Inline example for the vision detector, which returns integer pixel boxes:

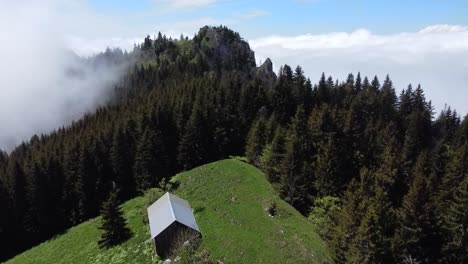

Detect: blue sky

[86,0,468,38]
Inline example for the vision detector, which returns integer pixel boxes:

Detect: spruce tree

[328,178,368,263]
[23,160,44,235]
[439,175,468,264]
[314,136,338,196]
[270,65,295,124]
[245,117,267,167]
[98,187,131,248]
[317,73,329,103]
[345,202,384,264]
[177,102,209,170]
[435,142,468,263]
[110,126,135,200]
[355,72,362,92]
[134,128,169,193]
[279,106,312,214]
[0,178,8,241]
[6,160,26,232]
[77,145,96,219]
[62,142,82,225]
[261,127,285,183]
[378,75,397,122]
[393,152,434,263]
[292,66,307,106]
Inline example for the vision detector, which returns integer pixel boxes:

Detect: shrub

[308,196,340,237]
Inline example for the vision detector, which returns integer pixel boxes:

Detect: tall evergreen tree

[328,177,368,263]
[279,106,313,214]
[314,136,338,196]
[23,159,45,238]
[110,126,135,200]
[98,187,131,248]
[134,128,169,193]
[393,152,435,263]
[77,145,97,218]
[355,72,362,92]
[292,66,307,107]
[435,141,468,263]
[261,127,286,183]
[438,175,468,264]
[345,201,385,264]
[270,65,295,124]
[245,117,267,167]
[178,102,209,170]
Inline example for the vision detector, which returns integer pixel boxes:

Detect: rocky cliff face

[256,58,277,89]
[193,26,256,75]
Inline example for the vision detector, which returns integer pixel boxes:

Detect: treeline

[0,26,466,263]
[245,68,467,263]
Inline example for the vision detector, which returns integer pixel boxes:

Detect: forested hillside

[0,26,466,263]
[6,159,330,264]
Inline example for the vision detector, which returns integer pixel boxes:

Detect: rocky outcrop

[256,58,277,89]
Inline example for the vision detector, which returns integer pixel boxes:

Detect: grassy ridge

[5,159,330,264]
[4,196,156,264]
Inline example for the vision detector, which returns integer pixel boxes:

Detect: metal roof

[147,192,200,239]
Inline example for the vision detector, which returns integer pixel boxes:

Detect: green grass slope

[5,158,330,264]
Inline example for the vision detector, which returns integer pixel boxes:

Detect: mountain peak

[260,57,273,72]
[193,26,256,72]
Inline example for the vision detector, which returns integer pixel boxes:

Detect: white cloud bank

[0,0,125,151]
[250,25,468,115]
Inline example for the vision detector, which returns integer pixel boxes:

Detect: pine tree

[345,73,355,93]
[371,76,380,93]
[142,35,152,52]
[314,136,338,196]
[355,72,362,92]
[393,152,434,263]
[23,159,46,240]
[345,202,384,264]
[110,126,135,200]
[270,65,295,124]
[0,177,8,246]
[435,142,467,211]
[98,187,131,248]
[62,142,83,225]
[177,102,209,170]
[379,75,397,122]
[402,108,432,166]
[439,175,468,263]
[328,178,368,263]
[435,142,468,263]
[279,106,313,214]
[77,145,97,218]
[5,159,26,233]
[317,73,329,103]
[292,66,307,106]
[134,128,169,193]
[261,127,285,183]
[346,167,396,263]
[239,79,267,137]
[245,117,267,167]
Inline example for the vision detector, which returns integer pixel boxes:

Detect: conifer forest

[0,26,466,263]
